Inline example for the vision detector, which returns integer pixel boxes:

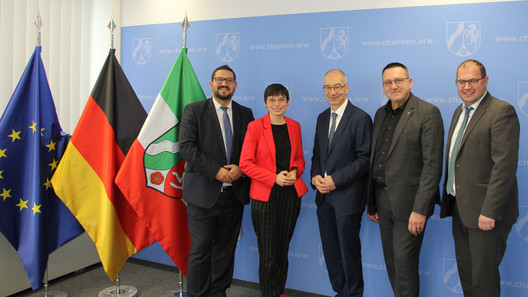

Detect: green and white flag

[116,48,205,275]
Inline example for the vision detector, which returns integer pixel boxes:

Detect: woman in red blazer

[240,83,308,297]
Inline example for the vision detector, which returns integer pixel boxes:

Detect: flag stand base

[98,273,137,297]
[98,285,137,297]
[161,270,187,297]
[35,265,68,297]
[162,290,187,297]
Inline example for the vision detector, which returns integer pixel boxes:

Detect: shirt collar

[331,100,347,117]
[463,90,487,111]
[383,97,409,114]
[213,98,232,110]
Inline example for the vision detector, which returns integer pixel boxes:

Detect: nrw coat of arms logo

[216,33,240,62]
[446,21,481,57]
[318,242,327,273]
[518,82,528,117]
[144,124,185,198]
[443,258,463,294]
[320,27,349,60]
[515,205,528,241]
[132,38,152,65]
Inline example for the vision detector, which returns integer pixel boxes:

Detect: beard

[213,86,233,101]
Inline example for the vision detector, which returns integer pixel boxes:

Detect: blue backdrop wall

[123,1,528,296]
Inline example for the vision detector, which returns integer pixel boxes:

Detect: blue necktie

[328,112,338,146]
[221,106,233,163]
[446,106,473,195]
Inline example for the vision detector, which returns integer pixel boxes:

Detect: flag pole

[97,16,138,297]
[33,12,68,297]
[162,14,189,297]
[179,15,189,297]
[35,10,42,46]
[39,267,67,297]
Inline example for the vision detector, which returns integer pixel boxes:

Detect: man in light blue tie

[311,69,372,297]
[441,59,520,297]
[180,65,254,297]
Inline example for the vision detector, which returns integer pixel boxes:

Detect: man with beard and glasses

[180,65,254,297]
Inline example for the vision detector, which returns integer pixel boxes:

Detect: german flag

[51,49,154,281]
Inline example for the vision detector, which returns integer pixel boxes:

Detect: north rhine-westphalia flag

[0,46,84,290]
[116,48,205,276]
[51,49,155,281]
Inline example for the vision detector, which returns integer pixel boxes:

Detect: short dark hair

[211,65,236,82]
[457,59,487,78]
[382,62,409,76]
[264,83,289,102]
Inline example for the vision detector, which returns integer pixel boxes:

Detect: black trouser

[251,185,300,297]
[376,184,424,297]
[452,203,512,297]
[186,190,243,297]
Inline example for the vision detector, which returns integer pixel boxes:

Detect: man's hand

[224,164,243,181]
[215,167,233,183]
[408,212,426,236]
[478,214,496,231]
[312,175,336,194]
[368,212,379,223]
[323,176,336,191]
[312,175,330,194]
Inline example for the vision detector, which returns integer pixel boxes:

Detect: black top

[272,123,291,173]
[372,99,409,185]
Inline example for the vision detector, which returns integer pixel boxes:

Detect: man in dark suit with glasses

[180,65,254,297]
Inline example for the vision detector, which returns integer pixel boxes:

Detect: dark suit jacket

[367,93,444,220]
[311,101,372,216]
[179,98,254,209]
[441,92,519,228]
[239,114,308,202]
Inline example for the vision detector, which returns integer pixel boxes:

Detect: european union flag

[0,46,84,290]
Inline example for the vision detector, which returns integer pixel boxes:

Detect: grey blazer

[441,92,519,229]
[368,93,444,220]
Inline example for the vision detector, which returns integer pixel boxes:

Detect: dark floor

[9,258,330,297]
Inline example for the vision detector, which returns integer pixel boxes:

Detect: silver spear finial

[108,17,117,49]
[181,13,190,49]
[35,11,42,46]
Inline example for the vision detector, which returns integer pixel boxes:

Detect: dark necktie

[328,112,338,146]
[221,106,232,163]
[446,106,473,195]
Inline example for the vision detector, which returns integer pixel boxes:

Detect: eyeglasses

[455,77,484,87]
[382,77,409,87]
[267,98,287,104]
[213,77,236,84]
[323,84,347,93]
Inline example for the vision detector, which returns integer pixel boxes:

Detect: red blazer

[240,114,308,202]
